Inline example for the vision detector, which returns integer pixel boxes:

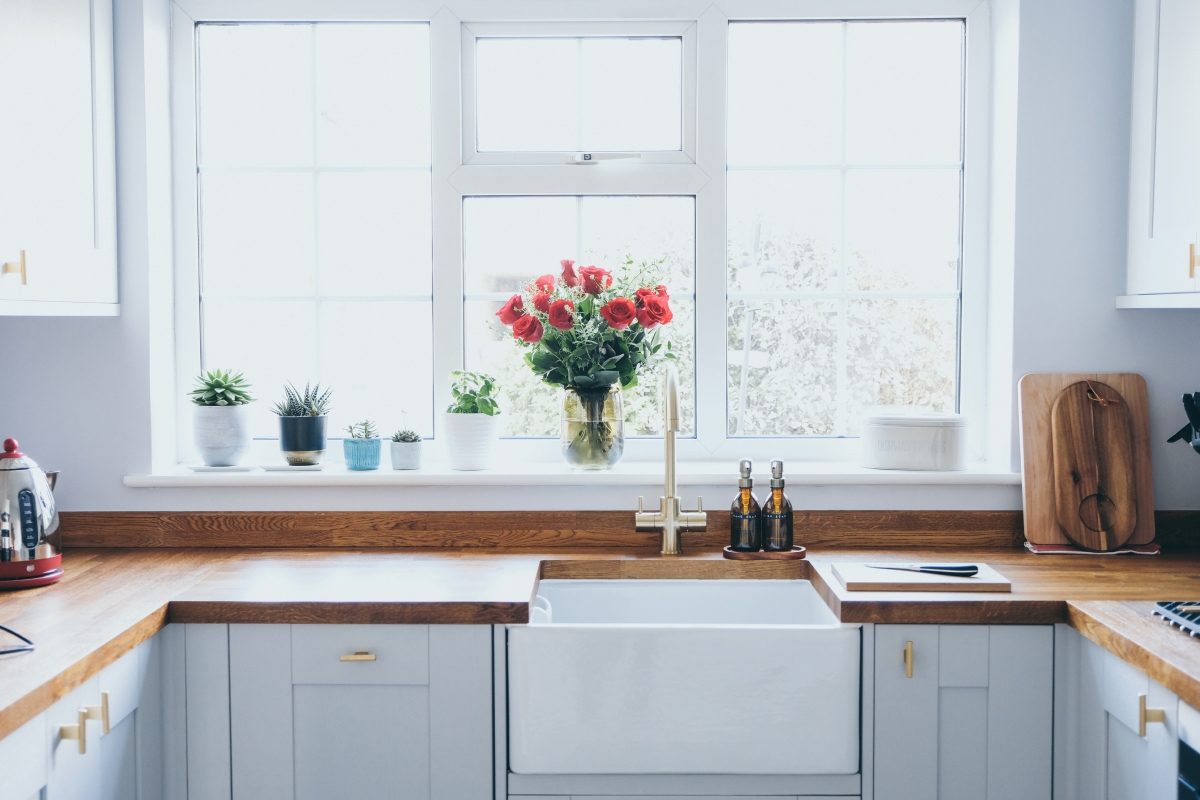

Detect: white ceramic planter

[193,404,251,466]
[442,412,501,471]
[390,441,422,470]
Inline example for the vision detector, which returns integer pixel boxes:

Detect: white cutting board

[832,562,1012,593]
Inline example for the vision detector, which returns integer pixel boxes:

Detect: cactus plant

[345,420,378,439]
[190,369,253,406]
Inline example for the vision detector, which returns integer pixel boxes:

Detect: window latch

[569,152,642,165]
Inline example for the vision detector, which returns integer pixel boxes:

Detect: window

[190,22,433,440]
[172,3,987,465]
[727,20,965,438]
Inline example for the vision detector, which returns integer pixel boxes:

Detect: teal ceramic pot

[343,437,382,470]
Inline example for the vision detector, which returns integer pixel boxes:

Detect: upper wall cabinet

[1122,0,1200,308]
[0,0,118,316]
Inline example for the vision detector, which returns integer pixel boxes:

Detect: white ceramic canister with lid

[860,412,966,470]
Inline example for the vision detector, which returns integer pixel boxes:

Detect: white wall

[0,0,1195,512]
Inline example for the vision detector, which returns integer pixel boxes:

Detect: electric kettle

[0,438,62,588]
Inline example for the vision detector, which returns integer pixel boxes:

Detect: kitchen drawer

[291,624,428,685]
[0,713,46,800]
[1102,649,1149,734]
[98,647,140,729]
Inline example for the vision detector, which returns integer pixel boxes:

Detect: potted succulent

[189,369,253,466]
[271,383,332,466]
[343,420,382,470]
[390,429,422,470]
[443,371,502,471]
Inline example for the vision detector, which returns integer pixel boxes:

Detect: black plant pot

[278,415,327,466]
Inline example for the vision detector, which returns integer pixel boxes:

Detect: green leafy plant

[271,383,333,417]
[345,420,378,439]
[391,429,422,443]
[189,369,253,406]
[447,371,500,416]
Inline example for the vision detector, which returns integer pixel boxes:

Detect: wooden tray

[1018,373,1155,546]
[722,546,807,561]
[831,562,1011,592]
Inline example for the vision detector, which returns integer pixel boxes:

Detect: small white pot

[390,440,422,470]
[442,412,501,471]
[193,404,251,467]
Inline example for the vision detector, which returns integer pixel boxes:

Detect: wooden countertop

[1,546,1200,742]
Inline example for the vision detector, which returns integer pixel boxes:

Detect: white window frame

[168,0,993,468]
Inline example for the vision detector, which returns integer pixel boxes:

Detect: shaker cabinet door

[874,625,1054,800]
[0,0,118,312]
[1099,646,1178,800]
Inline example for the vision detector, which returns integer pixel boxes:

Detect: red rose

[600,297,637,330]
[635,285,669,305]
[532,292,551,313]
[636,294,673,328]
[534,274,555,293]
[560,260,578,288]
[496,294,525,325]
[548,299,575,330]
[512,314,543,343]
[579,266,612,294]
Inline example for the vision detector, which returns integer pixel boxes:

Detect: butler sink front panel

[507,579,861,775]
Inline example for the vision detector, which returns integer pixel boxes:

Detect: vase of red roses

[495,258,675,469]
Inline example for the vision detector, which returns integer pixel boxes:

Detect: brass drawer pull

[1139,693,1165,737]
[60,708,88,754]
[2,250,26,285]
[1192,244,1198,279]
[340,651,376,662]
[904,641,914,678]
[83,692,110,734]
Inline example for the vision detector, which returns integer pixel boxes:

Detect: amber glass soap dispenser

[729,459,761,551]
[762,460,793,551]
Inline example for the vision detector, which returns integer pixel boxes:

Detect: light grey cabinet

[1057,630,1178,800]
[873,625,1054,800]
[224,624,493,800]
[0,0,118,314]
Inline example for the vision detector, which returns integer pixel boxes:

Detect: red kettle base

[0,568,63,590]
[0,554,63,589]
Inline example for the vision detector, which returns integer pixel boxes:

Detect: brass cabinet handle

[340,651,376,662]
[59,708,88,754]
[904,641,914,679]
[83,692,110,734]
[1191,244,1197,279]
[2,250,26,285]
[1139,693,1166,737]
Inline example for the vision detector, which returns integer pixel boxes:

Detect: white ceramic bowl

[860,412,966,470]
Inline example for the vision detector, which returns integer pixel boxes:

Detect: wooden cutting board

[831,562,1011,592]
[1018,373,1155,547]
[1050,381,1138,550]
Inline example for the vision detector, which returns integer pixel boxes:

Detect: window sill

[124,461,1020,488]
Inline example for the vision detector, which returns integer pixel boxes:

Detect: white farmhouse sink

[507,579,860,775]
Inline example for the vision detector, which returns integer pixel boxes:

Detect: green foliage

[271,383,332,417]
[345,420,378,439]
[447,371,501,416]
[391,429,422,443]
[190,369,253,406]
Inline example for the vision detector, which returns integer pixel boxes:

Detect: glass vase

[561,387,625,470]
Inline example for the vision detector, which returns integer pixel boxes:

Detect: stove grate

[1153,601,1200,636]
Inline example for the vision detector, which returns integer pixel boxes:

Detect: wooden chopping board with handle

[1018,373,1155,547]
[1050,381,1137,550]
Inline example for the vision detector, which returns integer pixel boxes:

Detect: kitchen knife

[864,564,979,578]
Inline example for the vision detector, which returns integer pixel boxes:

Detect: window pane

[845,22,963,164]
[475,37,682,152]
[198,25,313,168]
[845,298,958,433]
[316,24,431,168]
[727,21,964,437]
[728,22,842,166]
[464,196,695,437]
[195,23,434,442]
